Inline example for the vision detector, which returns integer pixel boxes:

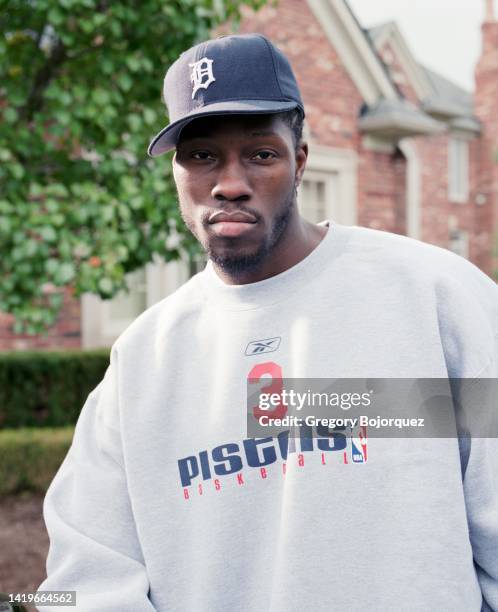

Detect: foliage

[0,426,74,494]
[0,0,266,334]
[0,348,109,427]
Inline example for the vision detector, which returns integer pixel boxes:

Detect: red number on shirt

[248,361,287,420]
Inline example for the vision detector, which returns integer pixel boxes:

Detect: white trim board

[370,21,433,101]
[306,0,397,105]
[306,143,358,225]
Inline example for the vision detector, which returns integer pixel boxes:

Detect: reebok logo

[245,337,281,356]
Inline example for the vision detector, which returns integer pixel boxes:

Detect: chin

[208,244,269,276]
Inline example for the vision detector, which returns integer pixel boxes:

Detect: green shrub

[0,349,109,428]
[0,592,28,612]
[0,427,74,495]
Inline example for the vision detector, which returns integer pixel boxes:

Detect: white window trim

[81,254,190,348]
[305,144,358,226]
[100,268,147,337]
[299,170,335,224]
[398,139,421,240]
[448,136,469,204]
[306,0,397,105]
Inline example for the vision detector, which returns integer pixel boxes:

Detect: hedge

[0,593,28,612]
[0,427,74,495]
[0,349,109,428]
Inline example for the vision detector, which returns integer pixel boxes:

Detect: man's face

[172,113,307,277]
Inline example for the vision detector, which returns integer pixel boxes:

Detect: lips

[208,210,258,224]
[207,210,258,238]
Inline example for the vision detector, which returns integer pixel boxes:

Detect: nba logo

[350,425,368,463]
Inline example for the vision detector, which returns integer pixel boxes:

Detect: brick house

[2,0,497,350]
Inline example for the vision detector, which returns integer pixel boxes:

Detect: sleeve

[36,346,156,612]
[460,332,498,612]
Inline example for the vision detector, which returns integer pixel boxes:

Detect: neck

[211,212,328,285]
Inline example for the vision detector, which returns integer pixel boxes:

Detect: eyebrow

[249,130,279,137]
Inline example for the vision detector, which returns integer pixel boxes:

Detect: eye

[191,151,215,161]
[252,150,277,161]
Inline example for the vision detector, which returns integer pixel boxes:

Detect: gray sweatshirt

[38,221,498,611]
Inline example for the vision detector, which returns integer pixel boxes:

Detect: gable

[366,18,479,132]
[306,0,444,140]
[306,0,398,105]
[367,20,433,102]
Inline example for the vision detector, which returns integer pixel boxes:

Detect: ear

[295,141,308,188]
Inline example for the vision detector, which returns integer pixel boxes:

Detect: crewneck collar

[197,219,350,311]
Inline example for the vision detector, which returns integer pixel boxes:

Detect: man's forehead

[177,113,285,142]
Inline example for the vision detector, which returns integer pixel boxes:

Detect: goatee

[207,194,294,278]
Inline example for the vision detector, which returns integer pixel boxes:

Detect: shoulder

[338,225,498,376]
[342,224,466,270]
[338,223,498,328]
[343,224,495,292]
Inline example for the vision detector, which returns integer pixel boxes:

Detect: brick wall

[0,287,81,351]
[376,36,485,266]
[357,145,406,234]
[413,133,479,254]
[474,18,498,275]
[378,41,419,105]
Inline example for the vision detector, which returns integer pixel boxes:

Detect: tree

[0,0,266,334]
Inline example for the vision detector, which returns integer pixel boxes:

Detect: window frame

[448,135,469,204]
[448,228,469,259]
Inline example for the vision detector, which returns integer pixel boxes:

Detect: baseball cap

[147,33,305,157]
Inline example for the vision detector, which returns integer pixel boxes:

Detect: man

[38,34,498,611]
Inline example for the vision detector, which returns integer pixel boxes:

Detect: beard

[179,187,296,279]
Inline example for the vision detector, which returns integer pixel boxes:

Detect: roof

[341,4,402,98]
[310,2,480,139]
[364,20,479,129]
[358,97,444,138]
[420,65,474,117]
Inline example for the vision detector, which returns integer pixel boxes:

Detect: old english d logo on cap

[189,57,216,99]
[147,34,305,157]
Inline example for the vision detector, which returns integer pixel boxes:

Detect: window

[298,171,339,224]
[448,228,469,259]
[105,268,147,333]
[83,258,195,347]
[299,178,327,223]
[448,137,469,203]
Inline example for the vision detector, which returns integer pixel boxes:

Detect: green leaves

[91,88,111,106]
[37,226,58,242]
[47,8,65,26]
[3,108,18,123]
[58,263,76,284]
[97,277,113,295]
[117,73,133,92]
[1,0,266,335]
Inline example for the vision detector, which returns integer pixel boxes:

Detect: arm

[460,334,498,612]
[37,347,156,612]
[464,438,498,612]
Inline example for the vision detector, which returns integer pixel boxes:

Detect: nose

[211,158,253,202]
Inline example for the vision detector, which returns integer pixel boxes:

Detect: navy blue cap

[147,33,305,157]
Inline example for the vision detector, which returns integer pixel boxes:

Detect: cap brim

[147,99,301,157]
